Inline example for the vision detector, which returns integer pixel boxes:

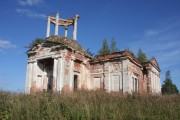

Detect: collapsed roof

[27,36,92,58]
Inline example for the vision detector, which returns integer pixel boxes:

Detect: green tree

[110,37,120,53]
[130,50,135,56]
[98,39,110,55]
[161,70,179,94]
[137,48,148,63]
[25,38,44,48]
[86,48,94,56]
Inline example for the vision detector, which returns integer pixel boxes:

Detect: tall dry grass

[0,90,180,120]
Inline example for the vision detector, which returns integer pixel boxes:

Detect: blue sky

[0,0,180,92]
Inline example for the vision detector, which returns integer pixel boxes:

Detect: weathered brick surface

[26,37,160,94]
[62,84,70,93]
[30,81,37,93]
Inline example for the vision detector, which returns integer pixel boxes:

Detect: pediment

[150,57,160,70]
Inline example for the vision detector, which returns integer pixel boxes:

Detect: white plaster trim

[69,58,74,90]
[53,58,58,91]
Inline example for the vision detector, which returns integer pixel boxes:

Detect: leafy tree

[98,39,110,55]
[110,37,120,53]
[25,38,44,48]
[161,70,179,94]
[137,48,148,63]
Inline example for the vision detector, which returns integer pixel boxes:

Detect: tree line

[97,38,148,63]
[98,38,120,55]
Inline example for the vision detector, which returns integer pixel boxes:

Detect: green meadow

[0,90,180,120]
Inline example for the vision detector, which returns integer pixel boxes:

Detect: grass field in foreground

[0,90,180,120]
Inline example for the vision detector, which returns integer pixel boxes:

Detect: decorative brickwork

[25,13,161,94]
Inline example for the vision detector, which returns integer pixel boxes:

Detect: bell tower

[46,12,80,40]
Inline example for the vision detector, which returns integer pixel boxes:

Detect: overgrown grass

[0,90,180,120]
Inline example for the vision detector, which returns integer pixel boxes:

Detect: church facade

[25,13,161,94]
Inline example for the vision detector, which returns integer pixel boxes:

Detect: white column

[55,13,59,36]
[70,56,75,90]
[60,56,64,92]
[159,77,161,93]
[151,72,153,93]
[154,75,155,92]
[73,15,79,40]
[158,76,160,92]
[25,61,37,93]
[137,78,139,92]
[64,26,68,37]
[32,61,37,82]
[56,57,62,91]
[25,62,32,93]
[157,75,160,93]
[122,60,129,93]
[53,58,58,90]
[46,16,51,37]
[25,63,30,93]
[153,74,155,92]
[155,75,157,93]
[43,67,48,90]
[157,76,159,93]
[108,64,111,92]
[153,73,155,93]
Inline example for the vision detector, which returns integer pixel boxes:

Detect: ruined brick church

[25,13,161,94]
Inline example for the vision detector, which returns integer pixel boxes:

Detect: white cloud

[18,0,44,6]
[16,8,46,18]
[128,18,180,70]
[145,30,160,36]
[0,40,16,49]
[130,18,180,90]
[144,20,180,37]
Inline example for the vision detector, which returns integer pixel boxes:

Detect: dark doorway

[74,75,78,91]
[38,58,54,91]
[48,76,53,90]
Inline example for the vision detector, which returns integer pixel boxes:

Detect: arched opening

[37,58,54,91]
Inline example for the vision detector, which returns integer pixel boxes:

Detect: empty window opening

[132,77,138,92]
[74,75,78,91]
[112,75,120,92]
[94,77,101,89]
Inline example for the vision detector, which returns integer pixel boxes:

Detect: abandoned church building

[25,13,161,94]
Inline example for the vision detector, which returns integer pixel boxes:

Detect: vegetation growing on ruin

[98,39,110,55]
[0,90,180,120]
[26,38,44,48]
[98,38,120,55]
[110,37,120,53]
[137,48,148,63]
